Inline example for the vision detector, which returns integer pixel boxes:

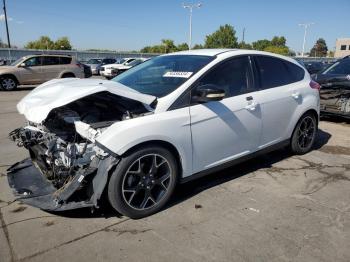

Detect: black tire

[108,145,178,219]
[0,76,17,91]
[290,112,317,154]
[61,73,75,78]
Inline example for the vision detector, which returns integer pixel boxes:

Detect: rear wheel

[108,146,178,219]
[290,112,317,154]
[1,76,17,91]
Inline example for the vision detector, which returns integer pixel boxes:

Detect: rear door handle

[292,92,300,99]
[245,102,258,111]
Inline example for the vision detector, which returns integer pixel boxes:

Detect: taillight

[76,63,83,68]
[309,80,320,91]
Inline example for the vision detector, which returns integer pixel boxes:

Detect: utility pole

[3,0,11,48]
[183,2,202,50]
[242,27,245,43]
[298,22,314,57]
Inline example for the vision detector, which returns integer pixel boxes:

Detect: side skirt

[180,139,290,184]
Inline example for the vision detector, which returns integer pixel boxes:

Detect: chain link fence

[0,48,159,64]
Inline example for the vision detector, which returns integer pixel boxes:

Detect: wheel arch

[121,140,183,180]
[0,74,19,84]
[60,72,76,78]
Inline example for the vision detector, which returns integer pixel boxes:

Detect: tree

[161,39,177,53]
[271,36,286,47]
[252,39,271,51]
[263,46,290,55]
[177,43,189,51]
[54,37,72,50]
[25,36,72,50]
[238,41,252,49]
[192,44,204,49]
[310,38,328,57]
[204,24,238,48]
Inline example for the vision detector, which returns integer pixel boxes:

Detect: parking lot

[0,86,349,262]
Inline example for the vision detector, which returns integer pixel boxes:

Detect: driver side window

[24,57,42,67]
[196,56,254,98]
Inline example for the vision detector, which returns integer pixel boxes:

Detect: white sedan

[99,57,136,78]
[7,49,320,218]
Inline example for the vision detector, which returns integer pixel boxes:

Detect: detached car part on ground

[7,49,320,219]
[313,57,350,119]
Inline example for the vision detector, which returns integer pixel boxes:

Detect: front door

[190,56,262,173]
[18,56,43,84]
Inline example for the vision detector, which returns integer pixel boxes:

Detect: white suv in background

[100,57,136,78]
[8,49,320,218]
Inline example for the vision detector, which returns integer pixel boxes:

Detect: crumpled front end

[7,89,153,211]
[7,122,118,211]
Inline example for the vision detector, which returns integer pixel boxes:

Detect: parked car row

[100,58,148,79]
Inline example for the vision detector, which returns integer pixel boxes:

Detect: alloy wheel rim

[2,78,16,90]
[297,116,315,149]
[122,154,172,210]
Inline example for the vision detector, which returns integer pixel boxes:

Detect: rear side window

[284,61,305,82]
[60,57,72,64]
[42,56,60,65]
[255,56,293,89]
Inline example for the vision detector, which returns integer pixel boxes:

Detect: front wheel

[1,76,17,91]
[108,146,178,219]
[290,112,317,154]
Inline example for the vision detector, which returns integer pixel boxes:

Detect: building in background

[335,38,350,58]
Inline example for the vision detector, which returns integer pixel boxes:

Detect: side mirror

[19,63,26,67]
[193,84,225,103]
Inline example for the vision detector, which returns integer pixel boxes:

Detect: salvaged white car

[7,49,320,218]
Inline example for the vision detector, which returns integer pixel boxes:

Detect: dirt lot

[0,87,349,262]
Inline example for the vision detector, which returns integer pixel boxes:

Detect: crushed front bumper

[7,156,119,211]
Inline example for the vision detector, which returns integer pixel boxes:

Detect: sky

[1,0,349,53]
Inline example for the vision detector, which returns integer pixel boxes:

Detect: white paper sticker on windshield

[163,71,193,78]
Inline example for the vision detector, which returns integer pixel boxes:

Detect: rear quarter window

[255,56,304,90]
[284,61,305,82]
[60,57,72,64]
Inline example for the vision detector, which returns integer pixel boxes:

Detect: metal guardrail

[0,48,159,63]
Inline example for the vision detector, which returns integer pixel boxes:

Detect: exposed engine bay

[8,91,152,211]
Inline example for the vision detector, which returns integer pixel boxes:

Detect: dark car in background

[313,57,350,119]
[304,61,328,75]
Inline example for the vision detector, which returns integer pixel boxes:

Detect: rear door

[190,56,262,173]
[252,55,306,148]
[42,56,61,81]
[18,56,43,84]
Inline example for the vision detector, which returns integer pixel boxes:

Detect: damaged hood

[17,78,157,123]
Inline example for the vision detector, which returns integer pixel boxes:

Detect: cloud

[0,14,14,22]
[0,14,22,24]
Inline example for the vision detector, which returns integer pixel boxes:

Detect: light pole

[3,0,11,48]
[298,22,314,57]
[183,2,202,50]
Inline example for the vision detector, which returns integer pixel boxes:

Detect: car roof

[165,48,234,57]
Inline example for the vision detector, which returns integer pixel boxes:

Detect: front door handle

[292,92,300,99]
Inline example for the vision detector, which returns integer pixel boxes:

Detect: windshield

[87,59,102,64]
[128,59,144,67]
[112,55,213,97]
[322,59,350,75]
[10,58,24,66]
